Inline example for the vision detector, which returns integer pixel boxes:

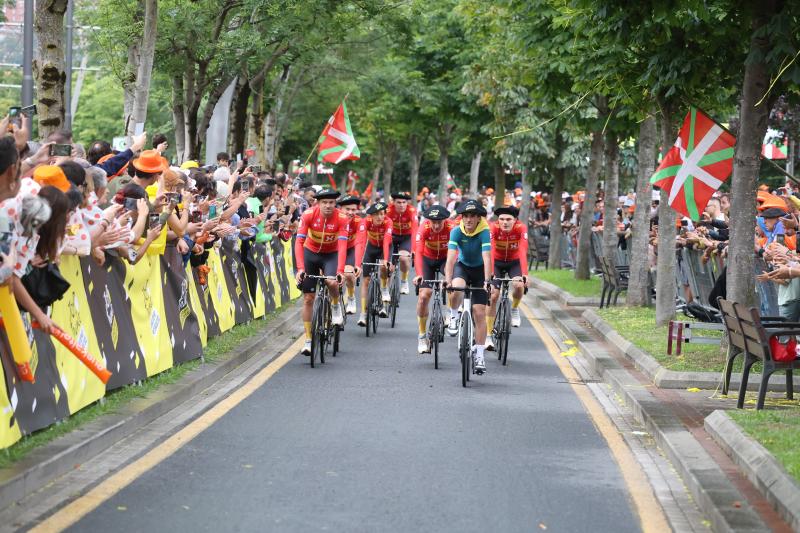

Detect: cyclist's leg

[343,247,356,309]
[449,262,468,327]
[396,235,412,284]
[301,249,323,350]
[416,256,439,334]
[321,252,340,302]
[487,262,510,332]
[469,265,489,346]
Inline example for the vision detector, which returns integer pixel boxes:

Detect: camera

[250,165,262,173]
[20,104,37,116]
[191,210,202,223]
[49,144,72,157]
[148,213,161,229]
[165,192,181,205]
[124,198,139,211]
[241,179,250,193]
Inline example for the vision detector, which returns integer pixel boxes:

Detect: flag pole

[763,155,800,185]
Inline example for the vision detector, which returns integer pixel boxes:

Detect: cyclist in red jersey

[294,189,349,355]
[338,194,363,315]
[487,205,529,350]
[356,201,394,326]
[412,206,454,354]
[386,192,418,295]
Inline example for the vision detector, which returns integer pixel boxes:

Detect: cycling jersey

[294,205,349,273]
[357,216,393,265]
[414,219,455,275]
[386,204,418,237]
[345,215,362,249]
[448,219,491,268]
[490,221,528,276]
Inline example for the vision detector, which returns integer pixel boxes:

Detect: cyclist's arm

[409,208,418,241]
[336,218,349,274]
[480,227,493,280]
[294,213,309,272]
[445,248,458,282]
[519,229,529,276]
[355,222,366,269]
[414,227,425,275]
[382,225,392,264]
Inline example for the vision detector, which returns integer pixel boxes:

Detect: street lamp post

[22,0,34,107]
[64,0,74,130]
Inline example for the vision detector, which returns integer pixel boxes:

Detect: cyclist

[338,194,363,315]
[386,192,417,294]
[444,199,492,374]
[294,189,349,355]
[486,205,528,350]
[357,201,394,326]
[412,206,454,354]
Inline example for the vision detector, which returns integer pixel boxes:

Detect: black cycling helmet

[493,205,519,218]
[456,199,487,217]
[337,194,360,206]
[422,205,451,220]
[366,201,388,215]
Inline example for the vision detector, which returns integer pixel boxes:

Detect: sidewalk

[526,287,793,532]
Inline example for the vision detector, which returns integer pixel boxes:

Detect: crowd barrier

[0,238,300,449]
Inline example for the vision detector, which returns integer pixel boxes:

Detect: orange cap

[132,150,167,173]
[33,165,71,192]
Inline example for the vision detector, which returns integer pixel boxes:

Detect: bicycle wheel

[495,300,506,361]
[390,274,399,328]
[333,326,340,356]
[459,313,471,387]
[431,297,441,369]
[310,296,323,368]
[501,300,512,365]
[319,296,330,365]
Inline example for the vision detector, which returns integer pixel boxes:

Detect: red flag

[318,101,360,164]
[650,107,735,220]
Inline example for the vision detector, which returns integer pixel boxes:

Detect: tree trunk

[195,76,236,160]
[381,139,398,196]
[122,36,139,126]
[230,76,250,157]
[265,66,290,171]
[469,150,482,196]
[655,100,677,326]
[627,114,657,306]
[247,79,264,165]
[547,167,565,269]
[727,5,777,307]
[494,162,504,212]
[371,165,380,203]
[602,132,619,260]
[33,0,68,138]
[171,75,186,163]
[575,128,605,279]
[408,133,424,199]
[436,123,454,205]
[126,0,157,138]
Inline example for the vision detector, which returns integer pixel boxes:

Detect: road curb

[530,288,794,392]
[529,276,600,306]
[705,410,800,531]
[0,302,302,513]
[526,291,769,531]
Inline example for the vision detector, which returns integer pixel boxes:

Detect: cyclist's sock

[512,297,521,308]
[449,307,458,320]
[331,296,339,306]
[361,297,367,309]
[381,277,388,289]
[303,321,312,340]
[347,286,355,298]
[487,316,495,331]
[401,271,408,281]
[418,315,427,335]
[475,344,485,358]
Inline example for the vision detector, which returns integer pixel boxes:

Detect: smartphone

[0,231,12,256]
[166,192,180,205]
[250,165,262,173]
[124,198,139,211]
[191,210,202,223]
[20,104,37,116]
[284,206,290,216]
[8,107,20,117]
[236,153,242,163]
[209,204,217,219]
[241,180,250,193]
[134,122,145,136]
[148,213,161,229]
[49,144,72,157]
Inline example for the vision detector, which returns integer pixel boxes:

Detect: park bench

[598,256,628,308]
[718,298,800,410]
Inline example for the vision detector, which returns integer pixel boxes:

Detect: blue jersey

[448,220,491,268]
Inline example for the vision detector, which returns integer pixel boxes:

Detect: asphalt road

[66,288,642,533]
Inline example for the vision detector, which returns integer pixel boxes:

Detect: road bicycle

[447,286,485,387]
[388,251,404,328]
[491,277,515,366]
[306,275,340,367]
[362,262,385,337]
[417,278,446,369]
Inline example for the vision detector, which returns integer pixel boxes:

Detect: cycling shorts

[453,262,487,306]
[491,259,522,287]
[420,256,446,288]
[345,246,356,268]
[362,243,384,276]
[392,233,413,254]
[301,248,338,293]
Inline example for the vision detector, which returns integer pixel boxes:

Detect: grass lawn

[530,269,602,298]
[596,306,739,373]
[729,409,800,482]
[0,309,293,468]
